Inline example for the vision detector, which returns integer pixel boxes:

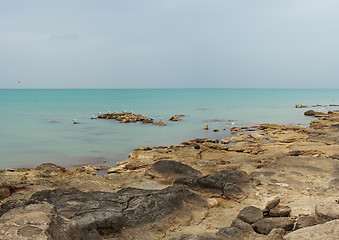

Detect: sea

[1,89,338,169]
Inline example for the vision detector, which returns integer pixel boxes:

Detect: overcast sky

[1,0,339,89]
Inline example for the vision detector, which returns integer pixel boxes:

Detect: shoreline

[1,110,339,239]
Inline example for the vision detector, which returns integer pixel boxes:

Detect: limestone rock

[295,214,316,229]
[283,219,339,240]
[315,199,339,224]
[237,206,264,224]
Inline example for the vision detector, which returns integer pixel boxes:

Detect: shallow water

[0,89,338,169]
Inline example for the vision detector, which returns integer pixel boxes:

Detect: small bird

[73,119,79,124]
[91,115,95,119]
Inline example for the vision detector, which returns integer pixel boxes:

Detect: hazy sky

[1,0,339,89]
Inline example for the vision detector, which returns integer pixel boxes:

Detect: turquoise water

[0,89,338,169]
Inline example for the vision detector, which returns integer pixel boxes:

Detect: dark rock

[27,186,206,238]
[295,214,316,229]
[269,206,291,217]
[304,110,317,116]
[197,174,227,190]
[147,160,201,181]
[237,206,264,224]
[174,177,199,188]
[223,183,245,200]
[252,217,295,235]
[176,170,249,198]
[330,155,339,160]
[217,218,263,240]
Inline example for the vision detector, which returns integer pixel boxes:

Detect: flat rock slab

[283,219,339,240]
[0,186,206,239]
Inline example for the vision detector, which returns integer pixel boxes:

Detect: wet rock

[295,214,316,229]
[295,105,307,108]
[252,217,294,235]
[283,219,339,240]
[155,119,166,126]
[147,160,201,181]
[269,206,292,217]
[203,125,209,130]
[169,116,180,121]
[213,129,219,132]
[304,110,318,116]
[237,206,263,224]
[315,199,339,224]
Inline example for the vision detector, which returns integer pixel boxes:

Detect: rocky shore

[1,110,339,239]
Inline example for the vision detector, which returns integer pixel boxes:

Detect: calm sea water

[0,89,338,169]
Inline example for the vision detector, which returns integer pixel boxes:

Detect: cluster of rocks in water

[97,112,185,126]
[1,109,339,239]
[296,104,339,108]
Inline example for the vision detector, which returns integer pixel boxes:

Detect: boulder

[237,206,264,224]
[283,219,339,240]
[252,217,294,235]
[315,199,339,224]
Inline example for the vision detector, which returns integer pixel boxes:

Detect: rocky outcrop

[0,187,206,239]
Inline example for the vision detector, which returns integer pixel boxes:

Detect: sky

[1,0,339,89]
